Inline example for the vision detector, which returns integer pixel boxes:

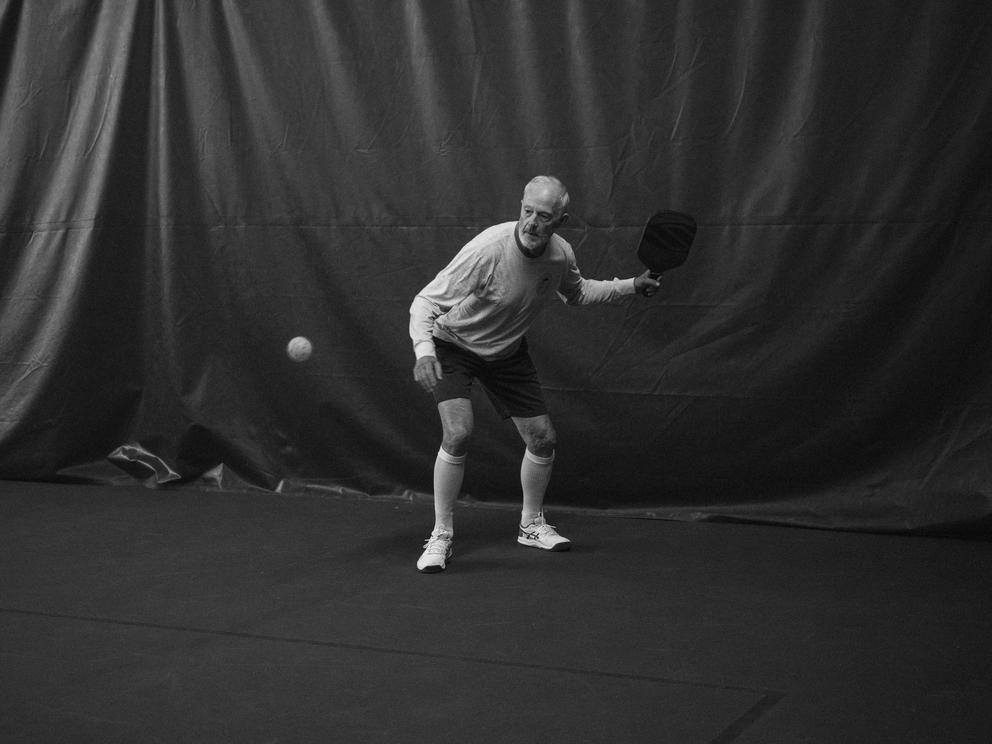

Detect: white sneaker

[417,529,453,573]
[517,513,571,551]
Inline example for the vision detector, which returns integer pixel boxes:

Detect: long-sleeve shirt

[410,221,636,360]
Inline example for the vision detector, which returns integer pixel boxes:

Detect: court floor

[1,480,990,742]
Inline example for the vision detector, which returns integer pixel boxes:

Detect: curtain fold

[1,1,990,535]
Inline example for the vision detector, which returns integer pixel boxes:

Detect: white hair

[526,175,570,214]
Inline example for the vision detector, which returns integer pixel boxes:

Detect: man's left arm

[558,247,660,304]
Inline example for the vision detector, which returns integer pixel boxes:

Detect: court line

[1,605,785,742]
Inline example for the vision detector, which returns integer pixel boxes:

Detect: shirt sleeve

[409,245,493,358]
[557,242,637,305]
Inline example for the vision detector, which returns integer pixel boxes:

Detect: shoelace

[423,534,451,553]
[526,522,558,536]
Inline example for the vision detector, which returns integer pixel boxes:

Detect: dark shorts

[432,337,548,419]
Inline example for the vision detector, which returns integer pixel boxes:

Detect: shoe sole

[517,537,571,552]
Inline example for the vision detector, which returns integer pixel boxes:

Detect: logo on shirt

[536,274,552,296]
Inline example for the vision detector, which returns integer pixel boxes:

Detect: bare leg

[432,398,474,533]
[512,414,557,524]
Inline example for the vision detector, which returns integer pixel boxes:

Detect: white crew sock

[520,448,555,525]
[433,447,466,535]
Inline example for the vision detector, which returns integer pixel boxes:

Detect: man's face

[516,182,567,256]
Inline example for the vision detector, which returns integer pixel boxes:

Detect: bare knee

[439,399,474,457]
[441,421,473,456]
[522,420,556,458]
[529,432,556,457]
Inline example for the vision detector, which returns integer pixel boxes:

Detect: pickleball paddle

[637,211,696,279]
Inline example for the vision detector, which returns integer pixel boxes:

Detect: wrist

[414,340,437,359]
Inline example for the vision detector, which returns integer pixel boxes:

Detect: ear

[556,212,569,228]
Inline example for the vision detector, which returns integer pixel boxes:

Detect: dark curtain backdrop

[2,1,991,535]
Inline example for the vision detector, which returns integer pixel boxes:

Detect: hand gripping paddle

[637,211,696,279]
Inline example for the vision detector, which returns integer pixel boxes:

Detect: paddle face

[637,211,696,278]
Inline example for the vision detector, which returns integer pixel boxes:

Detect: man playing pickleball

[409,175,660,572]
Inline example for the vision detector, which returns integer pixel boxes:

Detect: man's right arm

[409,294,442,359]
[409,293,445,392]
[409,241,492,391]
[409,242,491,357]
